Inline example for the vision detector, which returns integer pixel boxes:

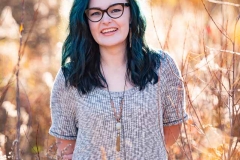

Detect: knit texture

[49,51,188,160]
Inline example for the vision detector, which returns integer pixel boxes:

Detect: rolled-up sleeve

[49,69,78,140]
[160,53,188,126]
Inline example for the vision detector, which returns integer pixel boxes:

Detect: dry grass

[0,0,239,159]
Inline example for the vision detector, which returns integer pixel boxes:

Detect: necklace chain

[100,64,127,121]
[100,64,127,152]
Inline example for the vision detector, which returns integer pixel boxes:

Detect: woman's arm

[163,123,182,150]
[56,138,76,159]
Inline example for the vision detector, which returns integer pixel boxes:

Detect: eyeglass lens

[86,4,124,22]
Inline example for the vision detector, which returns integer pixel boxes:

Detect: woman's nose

[101,12,112,24]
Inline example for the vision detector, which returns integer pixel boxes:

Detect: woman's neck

[99,44,133,91]
[99,44,127,69]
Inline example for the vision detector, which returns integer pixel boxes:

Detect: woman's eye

[111,9,121,13]
[90,12,101,16]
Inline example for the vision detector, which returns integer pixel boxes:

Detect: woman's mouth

[101,28,118,35]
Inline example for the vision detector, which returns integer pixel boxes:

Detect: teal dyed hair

[61,0,160,94]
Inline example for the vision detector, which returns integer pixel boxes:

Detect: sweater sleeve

[159,52,188,126]
[49,68,78,140]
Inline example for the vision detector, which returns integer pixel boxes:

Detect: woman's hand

[62,154,73,160]
[56,138,76,160]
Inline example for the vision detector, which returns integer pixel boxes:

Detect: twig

[0,74,14,107]
[19,0,40,58]
[0,0,40,107]
[18,79,33,140]
[202,33,231,97]
[162,6,178,50]
[149,1,163,49]
[205,46,240,56]
[234,97,240,106]
[228,11,240,160]
[181,23,189,73]
[201,0,233,43]
[208,0,240,7]
[36,122,40,160]
[230,140,239,158]
[15,0,25,159]
[167,94,191,160]
[46,142,59,159]
[191,76,214,103]
[182,51,219,76]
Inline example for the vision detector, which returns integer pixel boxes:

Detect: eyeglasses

[85,3,130,22]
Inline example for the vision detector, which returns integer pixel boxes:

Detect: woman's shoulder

[157,50,175,64]
[53,68,65,86]
[155,49,181,76]
[149,49,178,66]
[52,66,75,93]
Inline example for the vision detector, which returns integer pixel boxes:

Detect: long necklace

[101,65,127,152]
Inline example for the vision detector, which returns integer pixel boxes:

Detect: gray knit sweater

[49,51,188,160]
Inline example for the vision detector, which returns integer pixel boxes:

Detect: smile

[101,28,118,34]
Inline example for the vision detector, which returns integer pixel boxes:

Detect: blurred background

[0,0,239,159]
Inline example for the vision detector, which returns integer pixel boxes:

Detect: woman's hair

[62,0,160,94]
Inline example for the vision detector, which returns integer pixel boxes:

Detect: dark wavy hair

[61,0,160,94]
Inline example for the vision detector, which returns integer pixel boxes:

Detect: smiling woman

[87,1,131,48]
[49,0,188,159]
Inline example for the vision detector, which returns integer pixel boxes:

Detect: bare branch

[205,46,240,56]
[208,0,240,7]
[149,2,163,49]
[15,0,25,159]
[201,0,233,43]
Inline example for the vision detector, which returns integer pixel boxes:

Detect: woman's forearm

[163,124,182,149]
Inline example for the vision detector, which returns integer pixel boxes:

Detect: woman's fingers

[62,154,73,160]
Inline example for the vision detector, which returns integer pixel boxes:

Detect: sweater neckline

[95,86,138,98]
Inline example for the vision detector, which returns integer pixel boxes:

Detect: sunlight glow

[2,101,17,118]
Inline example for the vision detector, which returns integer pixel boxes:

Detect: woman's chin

[98,40,127,48]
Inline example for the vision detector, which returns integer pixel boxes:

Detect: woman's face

[87,0,131,48]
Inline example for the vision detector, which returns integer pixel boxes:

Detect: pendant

[116,122,121,130]
[116,122,121,152]
[116,131,120,152]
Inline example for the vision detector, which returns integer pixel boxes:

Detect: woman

[49,0,188,159]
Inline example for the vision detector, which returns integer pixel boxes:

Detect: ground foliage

[0,0,240,159]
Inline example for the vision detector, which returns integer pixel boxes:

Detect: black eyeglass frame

[85,3,130,22]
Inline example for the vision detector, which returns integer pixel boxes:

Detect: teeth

[102,28,117,33]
